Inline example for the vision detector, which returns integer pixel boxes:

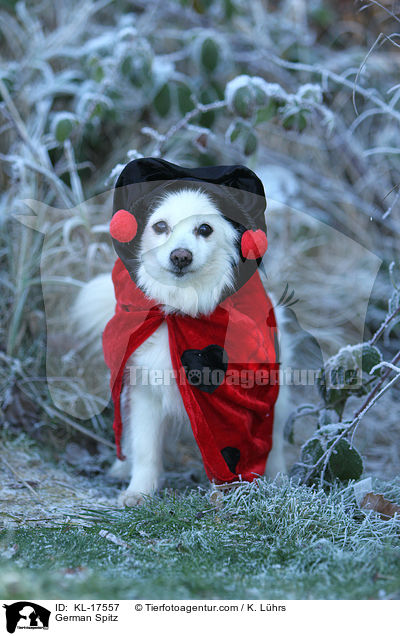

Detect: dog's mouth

[140,257,197,279]
[173,270,191,278]
[163,266,195,278]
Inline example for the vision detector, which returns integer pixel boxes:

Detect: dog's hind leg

[265,383,289,477]
[265,304,292,477]
[108,381,132,481]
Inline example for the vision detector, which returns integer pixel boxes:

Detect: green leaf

[198,88,218,128]
[94,66,104,83]
[255,101,277,124]
[121,47,153,87]
[243,130,257,155]
[176,82,195,115]
[328,439,363,481]
[232,85,254,118]
[55,119,73,142]
[253,84,268,106]
[317,368,348,418]
[200,37,220,73]
[223,0,236,19]
[361,344,382,376]
[227,120,257,155]
[52,113,78,143]
[282,110,308,132]
[87,55,105,83]
[154,83,171,117]
[228,120,244,143]
[297,112,308,132]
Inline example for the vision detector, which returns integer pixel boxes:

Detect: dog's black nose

[170,248,193,269]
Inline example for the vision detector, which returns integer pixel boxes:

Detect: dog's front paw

[118,489,145,507]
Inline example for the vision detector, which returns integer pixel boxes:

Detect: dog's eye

[196,223,213,237]
[152,221,168,234]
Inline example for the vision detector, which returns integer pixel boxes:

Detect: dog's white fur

[73,188,287,506]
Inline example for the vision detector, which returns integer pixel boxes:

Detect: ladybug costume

[103,158,279,484]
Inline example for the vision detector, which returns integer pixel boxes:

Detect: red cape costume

[103,257,279,484]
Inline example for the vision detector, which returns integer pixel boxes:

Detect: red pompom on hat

[110,209,137,243]
[241,229,268,259]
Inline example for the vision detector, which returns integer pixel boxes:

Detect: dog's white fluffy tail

[72,273,116,350]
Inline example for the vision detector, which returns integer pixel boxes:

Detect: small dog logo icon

[2,602,50,634]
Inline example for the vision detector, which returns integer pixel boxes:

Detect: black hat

[110,157,268,293]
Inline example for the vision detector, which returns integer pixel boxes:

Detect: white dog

[73,187,288,506]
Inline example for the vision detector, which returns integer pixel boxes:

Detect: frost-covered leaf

[316,423,347,441]
[290,438,324,485]
[76,91,114,121]
[361,344,382,375]
[120,42,153,87]
[297,83,323,104]
[282,107,309,132]
[327,439,363,481]
[231,85,254,118]
[318,343,382,416]
[225,75,287,119]
[360,492,400,519]
[297,431,363,485]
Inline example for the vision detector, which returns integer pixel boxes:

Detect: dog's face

[137,188,239,316]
